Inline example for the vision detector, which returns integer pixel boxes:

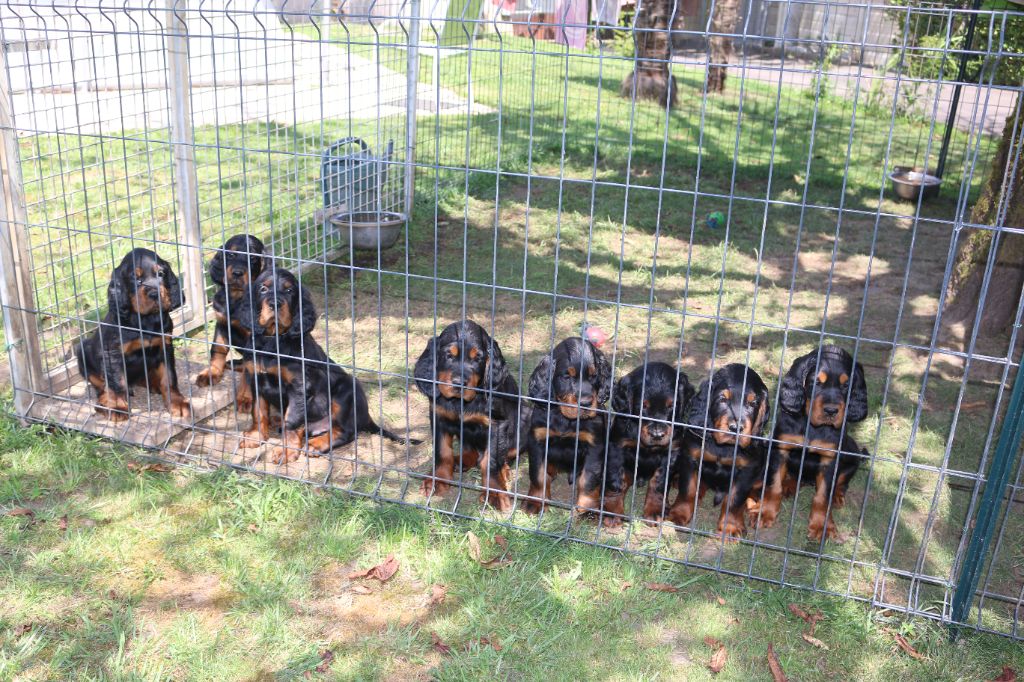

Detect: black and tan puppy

[75,248,190,421]
[414,320,524,511]
[609,362,695,523]
[756,345,868,541]
[668,363,770,538]
[196,234,268,412]
[238,267,411,463]
[523,337,616,525]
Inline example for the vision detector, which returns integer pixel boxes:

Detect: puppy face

[251,268,317,338]
[528,337,611,420]
[612,362,694,448]
[691,364,769,449]
[209,234,267,299]
[414,320,507,403]
[110,248,183,320]
[780,345,868,427]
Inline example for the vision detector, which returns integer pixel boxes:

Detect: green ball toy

[707,211,725,229]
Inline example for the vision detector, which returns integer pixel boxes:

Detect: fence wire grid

[0,0,1022,640]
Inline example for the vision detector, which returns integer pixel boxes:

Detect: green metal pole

[950,354,1024,638]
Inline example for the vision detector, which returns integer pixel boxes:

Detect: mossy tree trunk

[943,98,1024,342]
[706,0,739,93]
[621,0,682,109]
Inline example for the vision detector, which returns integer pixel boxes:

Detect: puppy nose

[823,405,839,416]
[231,267,244,278]
[146,288,159,300]
[649,425,666,438]
[449,375,465,387]
[727,421,740,433]
[579,395,594,407]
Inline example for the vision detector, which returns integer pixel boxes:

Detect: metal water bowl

[329,211,406,250]
[889,167,941,202]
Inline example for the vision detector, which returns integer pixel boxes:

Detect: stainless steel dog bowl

[889,167,941,202]
[329,211,406,250]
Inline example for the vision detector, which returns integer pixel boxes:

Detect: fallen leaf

[787,603,810,621]
[704,636,724,649]
[801,632,829,650]
[991,666,1017,682]
[480,554,513,570]
[247,523,259,533]
[13,623,30,637]
[727,617,741,627]
[892,632,926,660]
[350,584,373,595]
[716,596,727,606]
[645,582,679,593]
[314,649,334,673]
[767,644,788,682]
[428,583,447,606]
[431,632,452,656]
[494,535,508,551]
[707,644,727,674]
[127,461,173,474]
[489,636,503,652]
[788,603,824,633]
[5,507,34,517]
[620,580,633,591]
[107,589,119,600]
[58,515,68,531]
[467,531,483,561]
[347,555,399,582]
[962,400,988,412]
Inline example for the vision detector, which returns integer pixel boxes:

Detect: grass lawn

[11,28,1023,646]
[2,419,1023,681]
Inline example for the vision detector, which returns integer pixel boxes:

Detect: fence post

[0,33,44,419]
[405,0,421,217]
[950,353,1024,637]
[165,0,206,330]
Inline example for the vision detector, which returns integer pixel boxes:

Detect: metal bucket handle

[322,136,370,161]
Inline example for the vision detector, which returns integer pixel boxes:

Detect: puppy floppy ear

[249,236,270,277]
[846,359,869,422]
[688,379,711,432]
[208,249,225,287]
[753,383,771,437]
[611,372,633,417]
[288,285,317,337]
[414,337,439,398]
[482,331,511,395]
[157,255,184,310]
[674,371,696,426]
[527,354,553,408]
[592,344,613,407]
[780,351,815,414]
[108,269,133,321]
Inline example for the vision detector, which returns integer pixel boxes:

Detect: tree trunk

[707,0,739,93]
[943,98,1024,343]
[621,0,681,109]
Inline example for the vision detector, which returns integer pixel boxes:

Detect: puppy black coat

[765,345,869,540]
[414,320,525,511]
[75,248,190,421]
[238,268,411,463]
[523,337,616,525]
[669,363,770,538]
[609,362,695,522]
[196,234,268,406]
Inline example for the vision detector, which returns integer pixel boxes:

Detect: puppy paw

[239,429,265,449]
[196,368,222,388]
[169,400,192,420]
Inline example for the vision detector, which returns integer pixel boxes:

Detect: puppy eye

[158,270,166,278]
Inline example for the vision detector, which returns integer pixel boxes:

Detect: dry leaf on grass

[5,507,34,518]
[494,535,508,551]
[801,633,829,650]
[620,581,633,591]
[891,632,926,660]
[467,531,483,561]
[314,650,335,674]
[707,644,727,674]
[58,515,68,531]
[787,603,824,633]
[431,632,453,656]
[467,531,512,569]
[962,400,989,412]
[350,584,373,595]
[645,582,679,593]
[716,596,727,606]
[428,583,447,606]
[991,666,1018,682]
[704,636,723,649]
[767,644,788,682]
[127,461,173,474]
[13,623,31,637]
[347,555,399,582]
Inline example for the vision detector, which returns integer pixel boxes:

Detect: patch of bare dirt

[137,569,235,633]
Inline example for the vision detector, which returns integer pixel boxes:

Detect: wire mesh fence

[0,0,1022,640]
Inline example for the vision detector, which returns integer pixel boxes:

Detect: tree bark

[707,0,739,93]
[621,0,682,109]
[943,98,1024,342]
